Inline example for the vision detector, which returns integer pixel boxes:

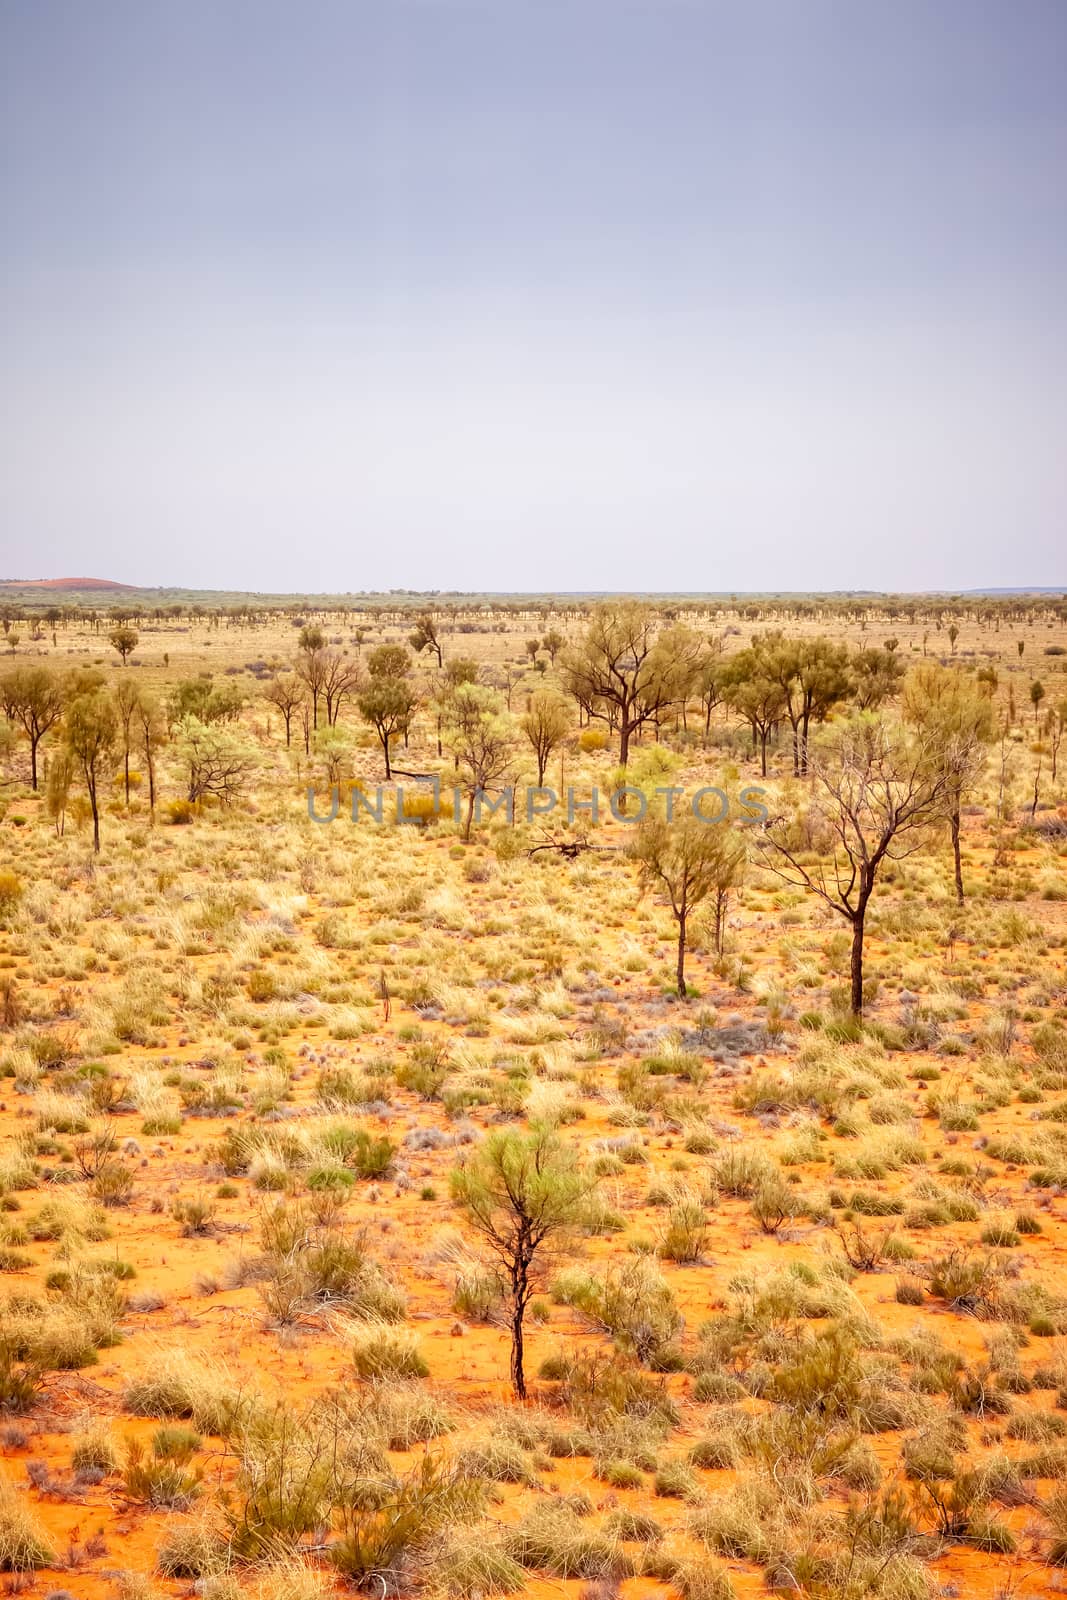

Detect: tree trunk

[849,912,865,1017]
[30,735,39,791]
[619,719,631,769]
[950,803,964,904]
[383,737,392,781]
[510,1301,527,1399]
[463,791,475,843]
[759,729,769,778]
[676,911,687,997]
[714,888,727,956]
[88,774,100,853]
[510,1251,530,1399]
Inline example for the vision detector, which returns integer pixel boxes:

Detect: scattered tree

[319,650,361,727]
[1047,700,1066,784]
[176,717,257,805]
[45,747,74,837]
[903,663,994,903]
[719,651,786,777]
[167,678,244,729]
[629,812,746,995]
[109,626,138,665]
[451,1128,596,1398]
[759,718,951,1016]
[445,684,515,842]
[1031,679,1046,727]
[262,672,306,747]
[113,677,142,805]
[135,693,168,816]
[519,691,570,786]
[297,647,329,731]
[366,643,410,681]
[357,646,417,780]
[560,603,680,771]
[850,647,905,711]
[409,612,443,669]
[0,666,65,789]
[754,633,851,776]
[64,690,118,851]
[298,624,326,655]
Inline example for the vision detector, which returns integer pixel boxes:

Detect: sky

[1,0,1065,594]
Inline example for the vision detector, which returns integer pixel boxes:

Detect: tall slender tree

[451,1128,596,1399]
[64,690,118,852]
[902,663,994,904]
[519,691,571,786]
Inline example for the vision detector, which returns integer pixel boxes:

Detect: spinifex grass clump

[256,1204,407,1324]
[0,1476,54,1572]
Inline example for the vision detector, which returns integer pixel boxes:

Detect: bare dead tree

[263,672,307,747]
[319,651,362,727]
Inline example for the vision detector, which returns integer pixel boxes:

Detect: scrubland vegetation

[0,590,1065,1600]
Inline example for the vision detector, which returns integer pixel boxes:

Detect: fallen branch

[526,835,618,860]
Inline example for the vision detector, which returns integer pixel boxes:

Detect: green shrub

[711,1148,777,1197]
[769,1326,863,1419]
[553,1258,682,1367]
[122,1433,203,1508]
[660,1199,709,1262]
[927,1251,1003,1314]
[750,1176,798,1235]
[0,1337,44,1413]
[351,1130,396,1179]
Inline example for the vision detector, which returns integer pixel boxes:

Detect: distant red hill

[0,577,140,591]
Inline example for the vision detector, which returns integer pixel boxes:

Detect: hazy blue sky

[1,0,1065,592]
